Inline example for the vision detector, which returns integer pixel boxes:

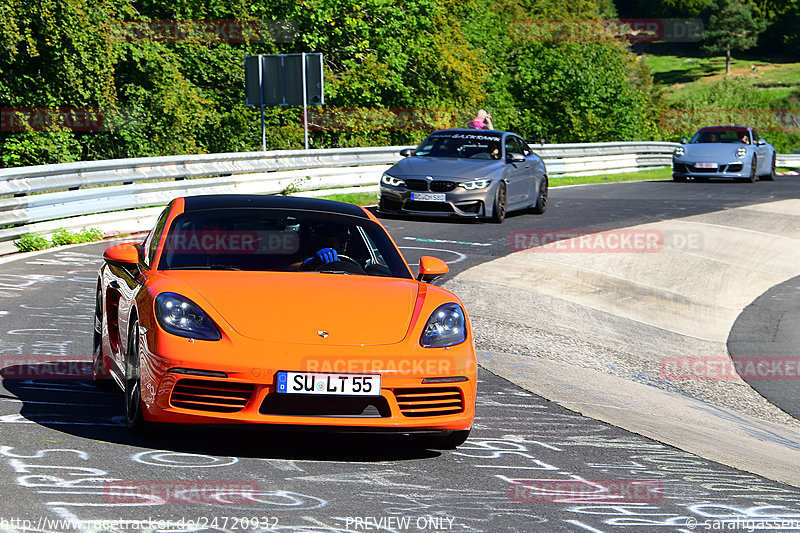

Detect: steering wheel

[334,254,361,266]
[313,254,365,274]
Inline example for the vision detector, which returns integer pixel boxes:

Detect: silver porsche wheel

[761,153,775,181]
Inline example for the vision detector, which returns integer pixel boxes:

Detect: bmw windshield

[413,132,503,160]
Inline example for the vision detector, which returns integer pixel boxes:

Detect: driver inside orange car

[297,223,351,270]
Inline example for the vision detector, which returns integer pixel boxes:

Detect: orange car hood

[179,272,420,346]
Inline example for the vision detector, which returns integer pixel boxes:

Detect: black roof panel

[181,194,370,218]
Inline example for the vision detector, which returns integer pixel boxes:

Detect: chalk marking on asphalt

[403,237,492,247]
[398,246,467,265]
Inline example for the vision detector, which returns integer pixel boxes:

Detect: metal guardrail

[1,141,797,255]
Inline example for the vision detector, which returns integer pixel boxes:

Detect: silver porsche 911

[378,129,548,223]
[672,126,776,182]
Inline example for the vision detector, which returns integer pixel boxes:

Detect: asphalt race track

[1,178,800,531]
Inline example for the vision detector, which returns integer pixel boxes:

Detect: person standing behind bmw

[467,109,493,130]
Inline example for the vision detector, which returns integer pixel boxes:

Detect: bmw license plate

[276,371,380,396]
[411,192,446,202]
[695,162,718,169]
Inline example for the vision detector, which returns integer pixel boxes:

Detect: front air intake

[170,379,254,413]
[394,387,464,417]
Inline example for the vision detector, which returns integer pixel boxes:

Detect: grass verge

[15,227,104,252]
[551,167,672,187]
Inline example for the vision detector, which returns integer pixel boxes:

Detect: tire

[124,318,150,434]
[747,157,757,183]
[92,285,115,390]
[530,177,548,215]
[413,430,471,450]
[761,153,776,181]
[491,182,506,223]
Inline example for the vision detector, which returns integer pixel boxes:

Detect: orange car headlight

[155,293,221,341]
[420,303,467,348]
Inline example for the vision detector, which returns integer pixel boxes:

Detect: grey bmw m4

[378,129,548,223]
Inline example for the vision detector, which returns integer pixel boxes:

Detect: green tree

[701,0,766,74]
[508,41,658,142]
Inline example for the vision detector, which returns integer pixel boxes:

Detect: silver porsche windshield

[413,132,503,159]
[690,130,749,144]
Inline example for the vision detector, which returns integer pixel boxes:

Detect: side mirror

[399,148,413,157]
[506,152,525,163]
[417,256,449,283]
[103,242,140,265]
[756,139,766,146]
[680,138,688,145]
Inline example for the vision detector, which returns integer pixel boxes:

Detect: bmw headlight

[381,173,405,187]
[458,179,492,191]
[420,303,467,348]
[736,147,747,158]
[673,147,685,157]
[155,293,221,341]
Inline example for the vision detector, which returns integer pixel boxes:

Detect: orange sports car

[93,195,477,447]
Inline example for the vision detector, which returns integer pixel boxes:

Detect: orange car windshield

[158,209,412,278]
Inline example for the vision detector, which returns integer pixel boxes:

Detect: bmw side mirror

[399,148,413,157]
[506,153,525,163]
[417,256,449,283]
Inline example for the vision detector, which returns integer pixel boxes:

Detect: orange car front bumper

[137,327,477,432]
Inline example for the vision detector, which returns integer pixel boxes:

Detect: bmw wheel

[530,177,547,215]
[491,182,507,223]
[125,318,149,434]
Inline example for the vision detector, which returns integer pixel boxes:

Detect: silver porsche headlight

[673,147,685,157]
[420,303,467,348]
[381,173,405,187]
[458,179,492,190]
[155,293,221,341]
[736,147,747,158]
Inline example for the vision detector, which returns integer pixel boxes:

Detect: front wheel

[530,177,548,215]
[491,183,507,223]
[747,157,757,183]
[92,285,114,390]
[761,153,776,181]
[124,318,150,434]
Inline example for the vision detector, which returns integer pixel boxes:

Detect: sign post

[245,53,324,151]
